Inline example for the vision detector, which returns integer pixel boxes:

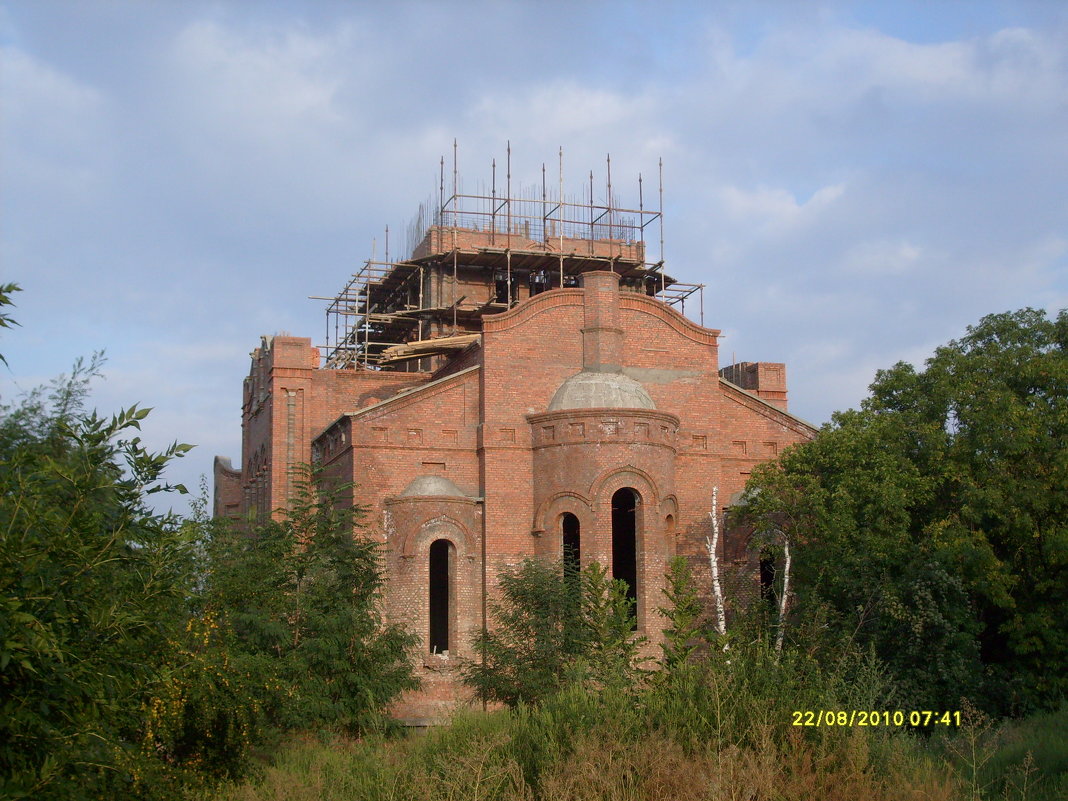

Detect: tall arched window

[611,488,639,620]
[562,513,581,575]
[429,539,454,653]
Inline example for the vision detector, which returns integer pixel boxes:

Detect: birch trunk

[774,535,791,653]
[705,486,728,638]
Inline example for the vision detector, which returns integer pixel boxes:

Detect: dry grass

[214,716,963,801]
[211,657,1067,801]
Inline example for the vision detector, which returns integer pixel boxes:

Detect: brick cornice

[482,289,583,332]
[619,294,721,344]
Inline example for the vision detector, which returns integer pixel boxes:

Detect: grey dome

[399,475,466,497]
[547,370,655,411]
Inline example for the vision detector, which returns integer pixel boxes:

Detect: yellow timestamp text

[792,710,961,727]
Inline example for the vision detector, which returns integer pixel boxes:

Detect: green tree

[0,355,195,799]
[146,468,420,771]
[744,308,1068,713]
[463,558,648,707]
[657,556,705,671]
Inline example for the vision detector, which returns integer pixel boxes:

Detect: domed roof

[399,475,466,497]
[547,370,655,411]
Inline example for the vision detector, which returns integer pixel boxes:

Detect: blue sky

[2,1,1066,513]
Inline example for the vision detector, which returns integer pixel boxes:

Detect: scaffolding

[316,145,705,369]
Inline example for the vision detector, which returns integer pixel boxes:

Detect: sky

[2,0,1066,514]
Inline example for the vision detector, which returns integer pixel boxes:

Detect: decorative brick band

[526,407,680,449]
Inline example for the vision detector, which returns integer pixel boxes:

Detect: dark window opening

[493,270,508,304]
[563,274,580,288]
[530,269,550,296]
[759,548,776,604]
[493,271,520,304]
[562,513,581,576]
[611,488,638,628]
[429,539,453,653]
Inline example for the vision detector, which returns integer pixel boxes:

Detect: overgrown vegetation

[216,648,1068,801]
[0,352,196,799]
[0,285,417,799]
[213,588,1068,801]
[141,473,419,787]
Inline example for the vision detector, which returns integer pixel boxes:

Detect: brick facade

[216,267,815,723]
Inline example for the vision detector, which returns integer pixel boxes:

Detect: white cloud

[840,239,923,276]
[718,182,844,234]
[0,45,111,205]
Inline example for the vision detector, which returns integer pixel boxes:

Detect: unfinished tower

[319,148,702,372]
[215,147,815,723]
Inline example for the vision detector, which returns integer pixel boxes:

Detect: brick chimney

[580,271,623,373]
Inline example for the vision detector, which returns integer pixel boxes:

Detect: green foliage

[657,556,705,671]
[744,308,1068,713]
[1,287,418,795]
[463,558,647,707]
[143,468,420,778]
[577,561,650,688]
[0,282,20,367]
[0,355,195,799]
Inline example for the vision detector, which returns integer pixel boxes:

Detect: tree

[743,308,1068,713]
[147,468,420,758]
[0,355,195,799]
[657,556,705,671]
[463,559,647,707]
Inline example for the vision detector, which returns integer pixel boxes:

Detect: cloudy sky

[2,0,1066,513]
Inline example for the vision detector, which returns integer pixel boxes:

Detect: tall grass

[937,703,1068,801]
[212,640,972,801]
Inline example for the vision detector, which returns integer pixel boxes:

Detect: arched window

[429,539,454,654]
[562,513,581,575]
[611,488,639,622]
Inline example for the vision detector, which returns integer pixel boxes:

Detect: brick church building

[214,157,816,722]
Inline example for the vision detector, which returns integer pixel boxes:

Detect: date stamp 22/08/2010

[792,710,961,727]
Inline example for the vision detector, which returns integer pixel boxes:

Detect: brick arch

[403,515,476,559]
[532,489,592,536]
[740,526,788,555]
[589,465,661,510]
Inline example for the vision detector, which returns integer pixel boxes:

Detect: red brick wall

[412,225,645,264]
[212,456,242,519]
[237,336,427,521]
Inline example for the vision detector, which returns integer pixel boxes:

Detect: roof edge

[719,377,818,435]
[346,365,481,420]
